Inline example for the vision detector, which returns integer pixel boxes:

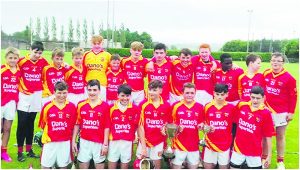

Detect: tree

[284,39,299,59]
[98,22,103,36]
[222,40,247,52]
[29,17,33,43]
[120,24,126,48]
[76,20,81,42]
[51,16,57,41]
[90,21,95,36]
[60,25,65,41]
[68,18,74,42]
[35,17,41,41]
[43,17,49,41]
[82,18,88,46]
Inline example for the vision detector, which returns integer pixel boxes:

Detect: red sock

[262,154,268,160]
[18,146,23,153]
[1,146,7,153]
[26,145,32,152]
[277,156,284,163]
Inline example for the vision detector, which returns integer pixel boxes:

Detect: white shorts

[130,90,145,105]
[272,112,288,127]
[108,140,133,163]
[67,93,87,106]
[195,90,213,106]
[230,151,261,167]
[203,147,230,165]
[41,140,71,168]
[17,91,42,112]
[136,142,164,160]
[100,85,107,102]
[77,138,106,164]
[42,95,55,107]
[172,149,200,166]
[1,100,17,120]
[227,100,240,106]
[106,100,117,106]
[169,93,183,105]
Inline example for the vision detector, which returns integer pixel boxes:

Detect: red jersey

[38,100,77,144]
[170,61,194,96]
[65,65,85,94]
[139,98,171,147]
[1,64,21,106]
[204,101,235,152]
[233,102,274,156]
[238,72,264,101]
[76,99,110,143]
[263,68,297,114]
[146,58,172,101]
[121,56,148,91]
[213,68,244,102]
[18,54,49,94]
[109,102,139,141]
[106,68,125,100]
[42,64,67,97]
[172,101,203,151]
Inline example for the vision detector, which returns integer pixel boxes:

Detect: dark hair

[110,54,121,61]
[246,54,262,66]
[148,79,163,89]
[250,86,264,96]
[220,53,232,63]
[154,43,167,52]
[182,82,195,92]
[118,84,132,95]
[54,81,68,91]
[179,48,192,56]
[31,41,44,51]
[271,52,285,62]
[87,79,101,90]
[214,83,228,93]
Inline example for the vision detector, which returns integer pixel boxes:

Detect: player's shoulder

[67,100,77,109]
[263,68,272,76]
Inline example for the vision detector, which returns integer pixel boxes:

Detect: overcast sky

[1,0,299,49]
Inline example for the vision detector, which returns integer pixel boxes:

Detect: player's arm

[263,137,272,168]
[286,76,297,122]
[137,125,147,158]
[101,128,109,156]
[72,125,80,154]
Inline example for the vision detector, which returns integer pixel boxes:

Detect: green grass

[1,50,299,169]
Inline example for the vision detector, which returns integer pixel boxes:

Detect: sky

[1,0,299,50]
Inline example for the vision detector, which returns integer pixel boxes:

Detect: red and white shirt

[76,99,110,143]
[38,100,77,144]
[65,65,85,94]
[106,68,125,101]
[233,102,274,156]
[238,72,264,101]
[42,64,67,97]
[172,101,203,151]
[1,64,21,106]
[263,68,297,114]
[139,98,171,147]
[18,54,49,94]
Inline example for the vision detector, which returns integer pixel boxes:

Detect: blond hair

[5,47,20,58]
[183,82,196,91]
[52,48,64,59]
[91,35,103,44]
[72,47,84,57]
[130,41,144,50]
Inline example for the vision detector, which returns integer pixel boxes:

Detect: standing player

[17,41,48,161]
[202,84,235,169]
[106,54,125,105]
[263,52,297,169]
[171,83,203,169]
[42,48,67,106]
[212,53,244,105]
[1,47,21,162]
[121,41,148,105]
[238,54,264,101]
[136,80,171,168]
[169,48,194,104]
[72,80,110,169]
[83,35,112,101]
[230,86,274,169]
[107,84,139,169]
[65,47,87,106]
[38,81,77,168]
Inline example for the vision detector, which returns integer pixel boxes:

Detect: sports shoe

[277,161,285,170]
[17,152,26,162]
[1,152,12,162]
[27,149,40,158]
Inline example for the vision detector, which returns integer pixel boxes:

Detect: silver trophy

[199,124,212,147]
[163,123,178,158]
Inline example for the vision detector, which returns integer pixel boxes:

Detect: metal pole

[246,10,253,53]
[112,0,115,48]
[106,0,110,49]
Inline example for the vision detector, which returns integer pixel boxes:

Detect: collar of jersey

[4,64,20,73]
[51,99,69,110]
[271,68,286,78]
[180,100,196,109]
[155,58,168,67]
[211,100,228,110]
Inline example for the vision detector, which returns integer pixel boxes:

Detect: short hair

[154,43,167,52]
[246,54,262,66]
[182,82,195,92]
[250,86,264,96]
[5,47,20,58]
[54,81,68,91]
[31,41,44,51]
[110,54,121,61]
[179,48,192,56]
[214,83,228,93]
[220,53,232,63]
[148,79,163,89]
[72,47,84,57]
[91,35,103,44]
[118,84,132,95]
[199,43,211,51]
[52,48,64,58]
[87,79,101,90]
[130,41,144,50]
[271,52,285,62]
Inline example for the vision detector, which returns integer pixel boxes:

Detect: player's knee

[229,161,242,169]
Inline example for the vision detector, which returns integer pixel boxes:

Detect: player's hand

[232,63,240,70]
[178,125,184,133]
[161,125,167,136]
[169,55,178,61]
[101,145,108,156]
[263,156,271,169]
[286,113,294,123]
[197,123,204,131]
[72,142,78,154]
[64,62,70,69]
[146,61,154,72]
[210,61,217,72]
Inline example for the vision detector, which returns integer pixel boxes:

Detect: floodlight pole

[246,9,253,53]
